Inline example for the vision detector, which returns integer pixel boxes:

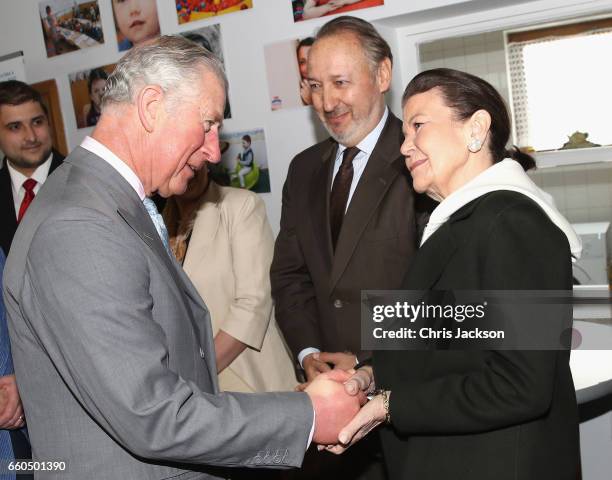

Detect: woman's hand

[319,392,389,454]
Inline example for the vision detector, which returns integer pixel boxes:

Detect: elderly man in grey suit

[2,36,360,479]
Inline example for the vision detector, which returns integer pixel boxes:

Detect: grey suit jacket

[3,147,312,480]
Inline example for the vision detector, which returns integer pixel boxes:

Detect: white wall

[3,0,610,230]
[0,0,472,232]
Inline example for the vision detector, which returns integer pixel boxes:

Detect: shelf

[533,146,612,169]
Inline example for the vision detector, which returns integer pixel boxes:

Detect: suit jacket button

[200,347,205,358]
[333,299,343,308]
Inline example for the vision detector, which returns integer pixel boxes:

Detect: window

[506,18,612,151]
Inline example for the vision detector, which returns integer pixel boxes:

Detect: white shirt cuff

[307,408,316,448]
[298,347,321,369]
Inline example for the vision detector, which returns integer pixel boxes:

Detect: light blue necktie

[143,197,172,256]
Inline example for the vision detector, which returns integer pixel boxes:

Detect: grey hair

[315,16,393,72]
[100,35,227,110]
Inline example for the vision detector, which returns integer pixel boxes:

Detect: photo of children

[175,0,253,25]
[180,24,231,119]
[209,129,271,194]
[112,0,160,52]
[69,63,115,129]
[39,0,104,58]
[264,35,315,111]
[292,0,384,22]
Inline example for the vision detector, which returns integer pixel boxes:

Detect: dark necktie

[17,178,37,223]
[330,146,360,250]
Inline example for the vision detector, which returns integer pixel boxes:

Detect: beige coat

[183,182,297,393]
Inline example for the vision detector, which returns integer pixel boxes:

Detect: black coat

[0,150,64,256]
[373,190,580,479]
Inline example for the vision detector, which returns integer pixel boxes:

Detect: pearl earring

[468,138,482,153]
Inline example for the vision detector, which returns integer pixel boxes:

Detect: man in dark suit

[271,16,430,479]
[0,80,64,257]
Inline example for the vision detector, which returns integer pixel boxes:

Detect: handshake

[302,359,388,454]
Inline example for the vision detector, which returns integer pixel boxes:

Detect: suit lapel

[117,190,218,382]
[71,149,218,383]
[404,223,458,292]
[403,197,484,291]
[116,201,211,321]
[330,114,405,290]
[308,140,337,271]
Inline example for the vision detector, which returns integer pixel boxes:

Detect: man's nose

[203,126,221,164]
[322,87,338,113]
[23,124,38,144]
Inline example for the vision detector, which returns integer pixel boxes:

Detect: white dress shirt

[80,136,145,200]
[7,153,53,219]
[331,106,389,212]
[298,107,389,368]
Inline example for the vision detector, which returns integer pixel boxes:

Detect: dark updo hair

[88,68,108,94]
[402,68,535,171]
[242,134,251,144]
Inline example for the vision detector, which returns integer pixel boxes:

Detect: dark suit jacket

[0,150,64,256]
[271,112,431,360]
[373,190,580,480]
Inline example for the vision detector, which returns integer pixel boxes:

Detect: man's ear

[136,85,164,133]
[377,58,392,94]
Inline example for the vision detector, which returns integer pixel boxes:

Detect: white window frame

[389,0,612,168]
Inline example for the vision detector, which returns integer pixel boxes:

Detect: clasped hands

[303,353,388,454]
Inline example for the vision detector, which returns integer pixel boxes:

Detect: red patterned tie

[17,178,38,223]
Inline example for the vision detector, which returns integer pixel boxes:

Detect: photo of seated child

[210,129,271,194]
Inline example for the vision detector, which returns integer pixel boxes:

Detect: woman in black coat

[326,68,582,479]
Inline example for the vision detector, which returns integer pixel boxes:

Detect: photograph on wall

[39,0,104,58]
[112,0,160,52]
[69,63,115,129]
[292,0,384,22]
[0,52,26,83]
[264,35,315,111]
[209,129,271,194]
[180,24,232,119]
[175,0,253,25]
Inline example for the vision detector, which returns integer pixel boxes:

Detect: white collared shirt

[80,136,145,201]
[331,106,389,212]
[7,153,53,219]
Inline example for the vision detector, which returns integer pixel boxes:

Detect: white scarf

[420,159,582,260]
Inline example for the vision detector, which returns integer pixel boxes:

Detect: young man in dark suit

[0,81,64,257]
[271,16,431,479]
